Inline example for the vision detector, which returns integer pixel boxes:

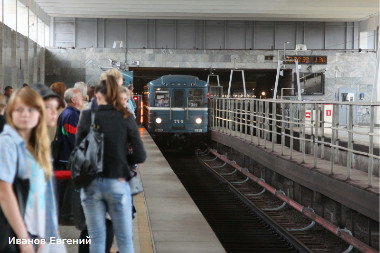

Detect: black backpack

[67,111,104,189]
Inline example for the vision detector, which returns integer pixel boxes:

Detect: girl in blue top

[0,88,62,253]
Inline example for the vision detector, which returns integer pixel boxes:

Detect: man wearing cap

[30,83,60,131]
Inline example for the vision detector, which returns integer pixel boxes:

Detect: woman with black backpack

[75,75,146,253]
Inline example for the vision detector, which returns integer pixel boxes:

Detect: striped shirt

[57,106,80,162]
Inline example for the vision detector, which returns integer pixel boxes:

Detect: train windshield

[155,89,169,107]
[187,89,204,107]
[173,90,184,107]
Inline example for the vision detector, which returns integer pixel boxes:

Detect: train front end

[143,75,208,135]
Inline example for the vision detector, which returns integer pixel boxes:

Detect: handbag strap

[90,110,98,129]
[14,152,19,182]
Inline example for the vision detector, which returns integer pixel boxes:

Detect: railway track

[162,150,299,253]
[196,148,377,253]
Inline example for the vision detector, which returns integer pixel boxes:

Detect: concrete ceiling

[34,0,379,22]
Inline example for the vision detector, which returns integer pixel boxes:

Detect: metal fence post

[233,99,236,136]
[258,100,263,146]
[244,99,248,139]
[224,99,227,133]
[211,98,215,130]
[346,104,353,180]
[320,103,325,159]
[256,100,260,144]
[229,99,232,135]
[216,99,220,130]
[330,104,339,174]
[251,100,254,143]
[264,101,269,148]
[272,101,277,152]
[368,105,374,187]
[301,103,306,163]
[240,99,243,138]
[313,103,319,168]
[281,102,285,156]
[290,102,294,160]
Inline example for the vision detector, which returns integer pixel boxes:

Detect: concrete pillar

[33,42,37,83]
[39,47,45,83]
[376,26,380,126]
[24,37,29,85]
[0,23,3,91]
[11,30,17,88]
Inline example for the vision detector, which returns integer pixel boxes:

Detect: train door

[171,89,186,129]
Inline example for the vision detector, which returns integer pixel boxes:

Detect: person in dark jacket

[56,88,84,225]
[76,74,146,253]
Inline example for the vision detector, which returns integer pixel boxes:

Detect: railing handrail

[209,97,380,187]
[214,97,380,106]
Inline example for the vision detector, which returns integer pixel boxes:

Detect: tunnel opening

[129,67,293,99]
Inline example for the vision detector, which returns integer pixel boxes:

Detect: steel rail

[208,148,378,253]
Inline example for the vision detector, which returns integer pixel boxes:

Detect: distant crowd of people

[0,68,146,253]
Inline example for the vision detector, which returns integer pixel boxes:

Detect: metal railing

[209,98,380,187]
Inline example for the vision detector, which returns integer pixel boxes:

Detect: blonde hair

[6,87,52,181]
[100,69,123,83]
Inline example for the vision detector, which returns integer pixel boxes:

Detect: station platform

[60,127,225,253]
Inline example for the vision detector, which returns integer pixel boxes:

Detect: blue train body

[143,75,208,135]
[121,70,133,86]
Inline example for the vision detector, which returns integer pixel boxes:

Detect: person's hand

[19,243,35,253]
[36,242,44,253]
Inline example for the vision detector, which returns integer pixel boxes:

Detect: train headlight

[155,117,162,124]
[195,117,202,124]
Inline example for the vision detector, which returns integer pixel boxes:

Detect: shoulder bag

[68,111,104,190]
[0,159,30,253]
[129,167,143,196]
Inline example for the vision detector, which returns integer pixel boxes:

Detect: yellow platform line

[135,192,154,253]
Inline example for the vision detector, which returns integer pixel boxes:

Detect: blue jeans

[80,178,134,253]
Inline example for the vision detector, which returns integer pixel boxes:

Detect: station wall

[52,18,375,51]
[45,48,376,98]
[45,46,377,123]
[0,22,45,91]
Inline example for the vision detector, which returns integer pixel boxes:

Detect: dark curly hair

[50,82,67,109]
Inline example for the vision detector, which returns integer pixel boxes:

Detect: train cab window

[155,89,169,107]
[188,89,204,107]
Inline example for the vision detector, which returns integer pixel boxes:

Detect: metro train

[143,75,208,141]
[121,70,133,86]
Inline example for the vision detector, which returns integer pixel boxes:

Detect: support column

[11,30,17,88]
[33,42,37,83]
[24,37,29,85]
[39,47,45,83]
[376,25,380,125]
[0,23,3,91]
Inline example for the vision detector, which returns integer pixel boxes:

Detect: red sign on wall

[305,112,311,118]
[326,110,332,116]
